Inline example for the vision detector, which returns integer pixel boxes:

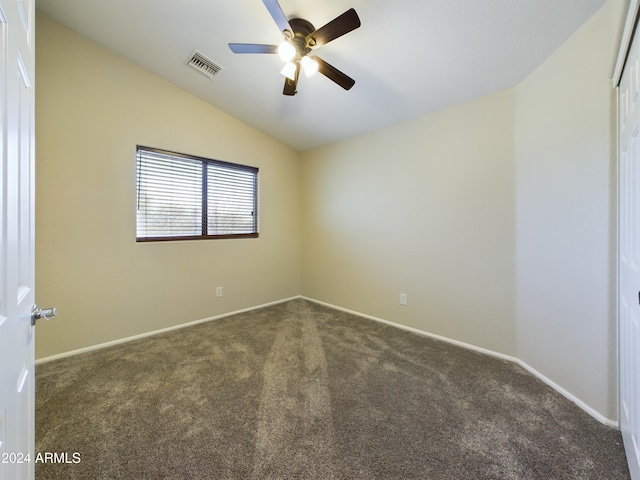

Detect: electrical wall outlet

[400,293,407,306]
[216,287,223,298]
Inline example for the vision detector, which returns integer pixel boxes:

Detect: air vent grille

[185,50,222,79]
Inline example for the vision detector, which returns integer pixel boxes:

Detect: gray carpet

[36,299,630,479]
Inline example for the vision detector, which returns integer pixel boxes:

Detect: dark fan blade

[262,0,292,36]
[306,8,360,48]
[283,62,300,96]
[228,43,278,54]
[313,56,355,90]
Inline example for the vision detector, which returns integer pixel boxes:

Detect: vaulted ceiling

[36,0,605,151]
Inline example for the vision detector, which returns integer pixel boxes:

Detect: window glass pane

[207,164,257,235]
[137,151,203,238]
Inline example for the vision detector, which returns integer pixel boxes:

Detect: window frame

[136,146,259,242]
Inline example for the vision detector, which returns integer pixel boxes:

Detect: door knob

[31,305,57,326]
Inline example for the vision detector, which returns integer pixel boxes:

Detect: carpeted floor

[36,299,630,479]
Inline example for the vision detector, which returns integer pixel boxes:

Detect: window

[136,146,258,241]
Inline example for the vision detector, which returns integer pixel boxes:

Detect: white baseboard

[301,296,618,428]
[35,296,301,365]
[513,359,617,428]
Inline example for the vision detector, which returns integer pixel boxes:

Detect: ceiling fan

[229,0,361,96]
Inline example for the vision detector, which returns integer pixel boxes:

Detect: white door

[619,23,640,480]
[0,0,36,478]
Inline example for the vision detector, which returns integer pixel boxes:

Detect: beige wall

[35,14,301,359]
[515,0,625,421]
[301,90,517,356]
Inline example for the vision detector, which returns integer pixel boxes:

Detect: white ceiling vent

[185,50,222,79]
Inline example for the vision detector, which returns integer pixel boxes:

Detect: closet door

[619,14,640,479]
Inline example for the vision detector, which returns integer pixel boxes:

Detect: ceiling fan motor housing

[288,18,316,57]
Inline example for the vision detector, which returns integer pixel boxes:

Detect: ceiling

[35,0,605,152]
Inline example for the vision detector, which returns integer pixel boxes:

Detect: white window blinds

[136,146,258,241]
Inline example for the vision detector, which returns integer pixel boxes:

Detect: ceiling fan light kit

[229,0,360,96]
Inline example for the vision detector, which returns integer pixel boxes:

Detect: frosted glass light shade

[301,56,318,77]
[277,41,296,62]
[280,61,297,80]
